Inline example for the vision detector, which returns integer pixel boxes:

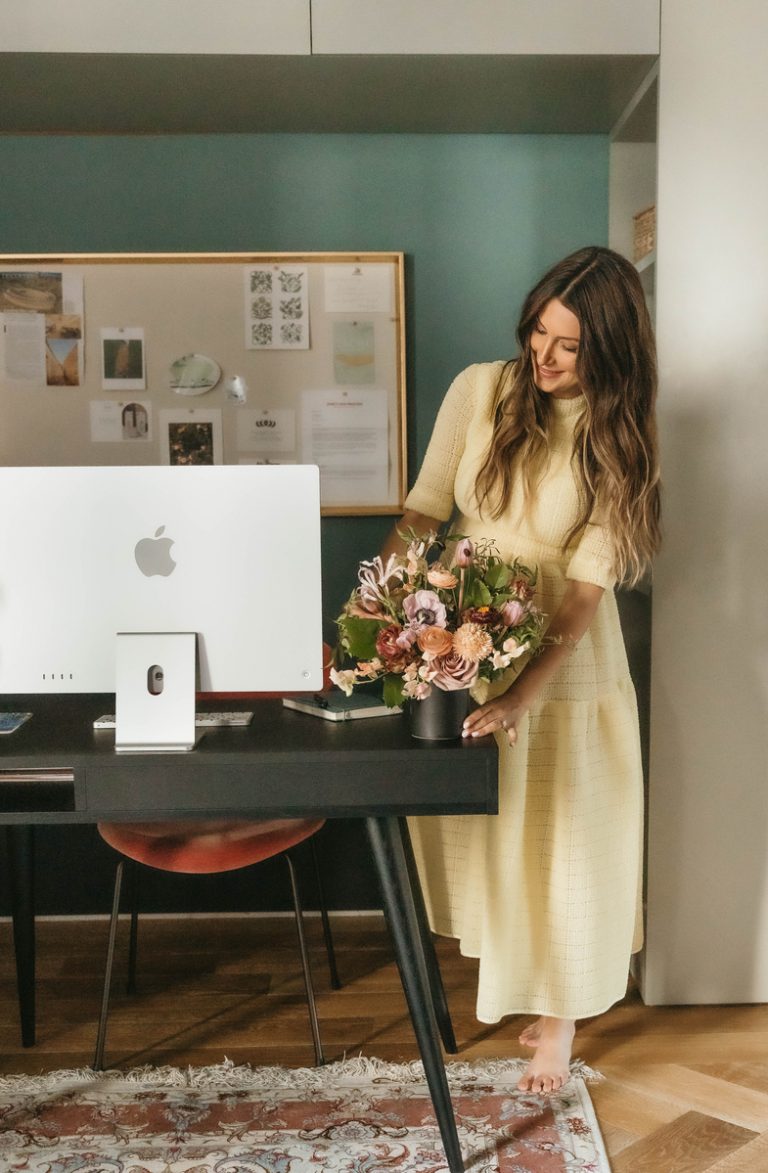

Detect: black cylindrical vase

[408,687,471,741]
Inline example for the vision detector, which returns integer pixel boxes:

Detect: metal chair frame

[94,834,340,1071]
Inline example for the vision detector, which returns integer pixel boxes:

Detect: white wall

[642,0,768,1002]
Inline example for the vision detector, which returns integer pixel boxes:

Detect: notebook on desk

[282,693,399,722]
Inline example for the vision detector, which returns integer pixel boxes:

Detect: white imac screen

[0,465,323,694]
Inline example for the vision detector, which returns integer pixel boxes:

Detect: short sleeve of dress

[404,365,479,521]
[565,507,617,590]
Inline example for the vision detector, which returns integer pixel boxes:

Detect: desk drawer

[0,769,76,813]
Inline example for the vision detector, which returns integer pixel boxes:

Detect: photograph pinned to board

[90,400,151,443]
[101,327,146,391]
[244,264,309,350]
[0,270,62,314]
[169,352,221,396]
[236,408,296,456]
[333,320,375,385]
[45,313,82,387]
[0,269,84,386]
[324,263,394,314]
[159,407,223,466]
[301,387,389,507]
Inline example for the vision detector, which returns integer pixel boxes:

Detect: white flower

[403,677,431,700]
[492,651,512,670]
[502,638,530,659]
[358,553,406,603]
[329,667,357,696]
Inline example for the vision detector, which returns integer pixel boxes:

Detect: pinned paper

[324,264,393,314]
[301,388,388,506]
[236,409,296,455]
[333,321,375,385]
[90,400,151,442]
[101,327,146,391]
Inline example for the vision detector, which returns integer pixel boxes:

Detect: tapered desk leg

[366,816,464,1173]
[399,816,458,1054]
[6,826,36,1047]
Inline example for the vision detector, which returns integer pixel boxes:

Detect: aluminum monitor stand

[115,632,200,753]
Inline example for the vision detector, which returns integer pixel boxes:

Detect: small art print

[168,421,215,465]
[160,409,223,466]
[244,264,309,350]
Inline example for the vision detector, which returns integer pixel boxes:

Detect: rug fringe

[0,1055,603,1096]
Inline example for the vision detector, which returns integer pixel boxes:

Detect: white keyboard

[93,711,254,730]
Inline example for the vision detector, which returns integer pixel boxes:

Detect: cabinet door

[1,0,311,55]
[311,0,660,56]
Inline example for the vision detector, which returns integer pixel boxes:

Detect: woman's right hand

[461,687,529,746]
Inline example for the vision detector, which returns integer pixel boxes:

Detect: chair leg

[125,861,139,995]
[284,851,324,1066]
[94,859,125,1071]
[309,835,341,990]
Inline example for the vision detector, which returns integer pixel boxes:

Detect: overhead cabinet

[311,0,660,56]
[0,0,311,55]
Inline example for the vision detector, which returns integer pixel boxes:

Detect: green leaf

[485,561,511,590]
[342,616,386,659]
[382,674,406,708]
[463,579,492,608]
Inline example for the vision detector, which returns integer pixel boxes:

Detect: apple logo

[134,526,176,578]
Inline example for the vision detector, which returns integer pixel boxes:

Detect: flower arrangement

[332,530,546,707]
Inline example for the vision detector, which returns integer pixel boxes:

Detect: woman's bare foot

[518,1018,543,1048]
[517,1017,575,1095]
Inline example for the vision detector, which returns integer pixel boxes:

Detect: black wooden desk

[0,694,497,1173]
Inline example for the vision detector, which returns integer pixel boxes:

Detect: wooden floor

[2,914,768,1171]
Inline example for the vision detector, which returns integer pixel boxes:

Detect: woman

[381,246,660,1095]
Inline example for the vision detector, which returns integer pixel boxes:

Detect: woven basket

[633,205,656,261]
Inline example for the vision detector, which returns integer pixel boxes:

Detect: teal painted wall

[0,134,607,913]
[0,133,607,631]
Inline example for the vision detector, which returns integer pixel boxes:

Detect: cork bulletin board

[0,251,407,515]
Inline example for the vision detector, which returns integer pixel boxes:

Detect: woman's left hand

[462,690,528,746]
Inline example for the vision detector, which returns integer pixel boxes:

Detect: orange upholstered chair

[94,816,339,1071]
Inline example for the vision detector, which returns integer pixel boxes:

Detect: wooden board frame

[0,251,407,516]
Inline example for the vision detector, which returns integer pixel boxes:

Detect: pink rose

[375,625,412,671]
[428,651,478,691]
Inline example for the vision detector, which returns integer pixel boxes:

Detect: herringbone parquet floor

[1,914,767,1171]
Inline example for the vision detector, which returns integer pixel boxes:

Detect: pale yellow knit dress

[405,361,644,1023]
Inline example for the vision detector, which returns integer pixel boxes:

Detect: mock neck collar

[547,392,586,419]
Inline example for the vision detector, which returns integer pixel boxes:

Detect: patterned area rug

[0,1057,611,1172]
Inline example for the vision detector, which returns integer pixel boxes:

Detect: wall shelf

[635,250,656,274]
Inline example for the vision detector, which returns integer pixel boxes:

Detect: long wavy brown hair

[475,246,661,586]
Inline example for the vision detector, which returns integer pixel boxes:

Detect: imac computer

[0,464,323,752]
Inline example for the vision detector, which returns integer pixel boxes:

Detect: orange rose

[427,563,458,589]
[417,625,454,657]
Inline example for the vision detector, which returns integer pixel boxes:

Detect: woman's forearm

[462,578,606,742]
[511,579,605,707]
